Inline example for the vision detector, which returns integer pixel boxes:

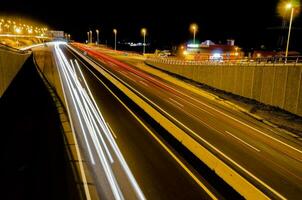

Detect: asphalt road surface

[52,43,244,200]
[73,44,302,199]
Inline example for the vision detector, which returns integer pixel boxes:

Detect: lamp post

[190,23,198,44]
[141,28,147,54]
[96,29,99,44]
[87,31,89,43]
[285,3,294,60]
[113,29,117,51]
[89,30,92,43]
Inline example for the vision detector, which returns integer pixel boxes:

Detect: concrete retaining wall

[0,48,30,97]
[146,60,302,117]
[33,47,66,107]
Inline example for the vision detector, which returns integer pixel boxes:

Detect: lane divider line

[169,98,184,108]
[225,131,261,152]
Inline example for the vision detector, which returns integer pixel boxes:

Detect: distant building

[47,30,65,39]
[180,39,243,61]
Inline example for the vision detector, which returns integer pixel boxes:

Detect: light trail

[71,44,287,200]
[53,42,145,200]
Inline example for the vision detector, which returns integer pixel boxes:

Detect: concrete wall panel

[284,66,301,113]
[242,66,253,99]
[252,66,263,101]
[146,59,302,117]
[260,66,275,105]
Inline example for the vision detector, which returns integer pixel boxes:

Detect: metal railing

[146,56,302,66]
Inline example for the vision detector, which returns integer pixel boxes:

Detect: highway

[52,42,242,200]
[72,43,302,199]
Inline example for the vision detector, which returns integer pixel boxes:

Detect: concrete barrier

[146,59,302,117]
[33,47,66,108]
[0,48,30,97]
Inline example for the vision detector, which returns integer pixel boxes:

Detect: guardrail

[147,56,302,66]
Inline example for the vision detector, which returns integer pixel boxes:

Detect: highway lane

[74,44,302,199]
[53,43,242,200]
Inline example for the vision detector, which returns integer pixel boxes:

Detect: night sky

[1,0,302,51]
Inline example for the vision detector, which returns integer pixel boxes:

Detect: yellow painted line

[107,122,117,139]
[88,67,218,200]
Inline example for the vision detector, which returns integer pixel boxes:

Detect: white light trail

[53,43,145,200]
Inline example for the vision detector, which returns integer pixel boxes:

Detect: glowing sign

[187,43,199,48]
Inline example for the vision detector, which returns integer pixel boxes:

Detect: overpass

[1,42,302,199]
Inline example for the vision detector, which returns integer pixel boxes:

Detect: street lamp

[113,29,117,51]
[285,3,294,60]
[15,27,21,34]
[96,29,99,44]
[89,30,92,43]
[87,31,89,44]
[141,28,147,54]
[190,23,198,44]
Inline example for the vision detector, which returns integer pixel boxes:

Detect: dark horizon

[1,0,302,52]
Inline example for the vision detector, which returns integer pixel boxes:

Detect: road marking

[107,123,117,139]
[184,111,225,136]
[139,80,149,87]
[78,55,218,200]
[173,95,215,117]
[177,91,302,155]
[168,98,184,108]
[225,131,260,152]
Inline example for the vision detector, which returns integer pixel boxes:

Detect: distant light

[235,52,239,56]
[190,23,198,32]
[187,43,199,48]
[257,53,261,58]
[286,3,292,9]
[113,29,117,34]
[212,53,221,58]
[141,28,147,35]
[15,27,21,34]
[183,50,188,55]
